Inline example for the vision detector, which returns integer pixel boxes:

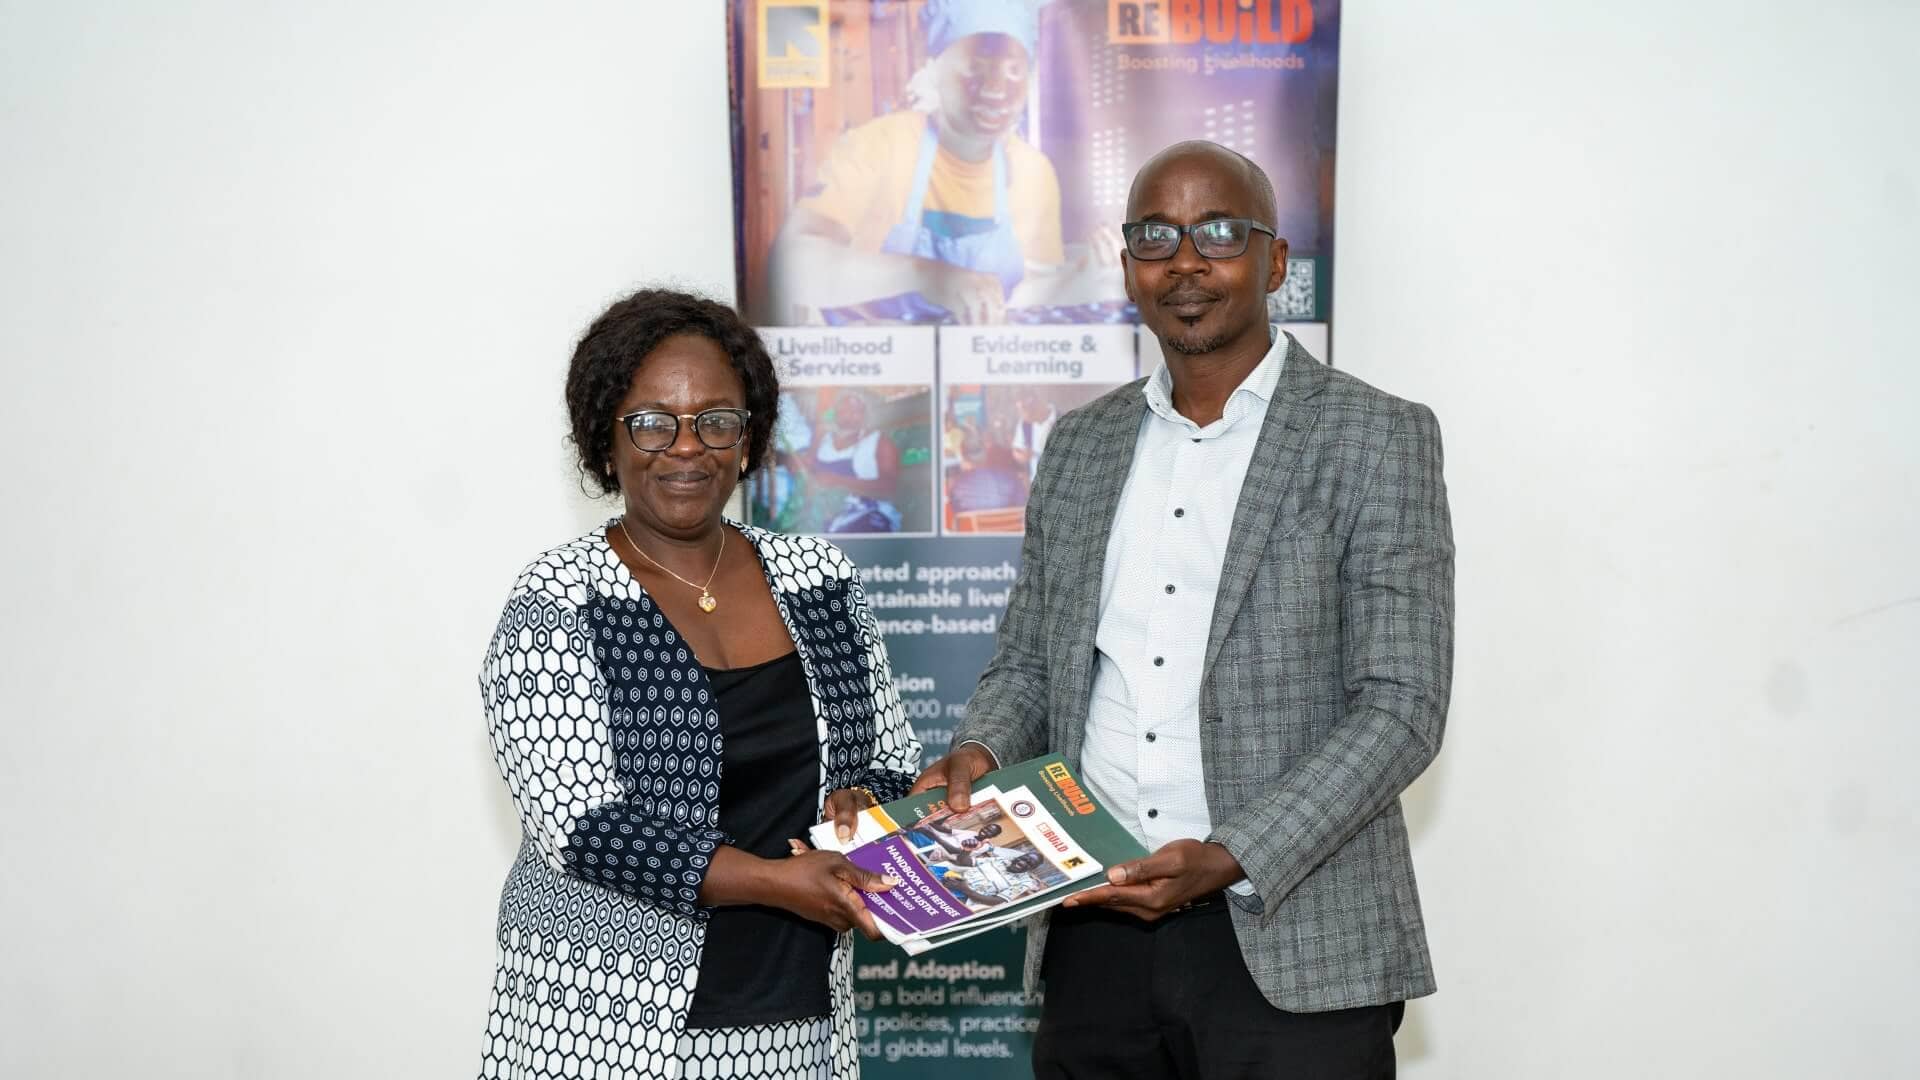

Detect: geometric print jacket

[477,521,921,1080]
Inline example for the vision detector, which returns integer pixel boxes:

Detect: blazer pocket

[1271,510,1335,543]
[1242,532,1341,646]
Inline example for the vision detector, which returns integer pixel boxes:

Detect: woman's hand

[767,850,897,940]
[822,785,878,844]
[706,844,897,940]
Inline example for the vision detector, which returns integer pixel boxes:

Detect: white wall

[1337,4,1920,1076]
[1,1,1913,1077]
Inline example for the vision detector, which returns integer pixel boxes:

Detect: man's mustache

[1159,285,1223,304]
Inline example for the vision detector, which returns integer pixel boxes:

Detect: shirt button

[1165,584,1176,594]
[1147,808,1160,819]
[1173,508,1185,518]
[1153,656,1164,667]
[1145,732,1157,743]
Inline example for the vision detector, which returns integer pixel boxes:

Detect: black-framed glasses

[618,408,751,452]
[1120,218,1277,261]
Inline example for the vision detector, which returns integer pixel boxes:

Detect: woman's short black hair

[565,288,780,495]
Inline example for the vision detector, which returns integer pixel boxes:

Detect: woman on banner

[475,288,920,1080]
[768,0,1120,324]
[790,389,905,533]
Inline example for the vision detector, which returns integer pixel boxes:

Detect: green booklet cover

[810,753,1149,953]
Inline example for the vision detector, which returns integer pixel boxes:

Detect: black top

[684,651,834,1029]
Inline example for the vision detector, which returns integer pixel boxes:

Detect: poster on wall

[728,1,1340,1075]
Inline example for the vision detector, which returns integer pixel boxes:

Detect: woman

[793,390,902,534]
[477,288,921,1080]
[766,0,1121,325]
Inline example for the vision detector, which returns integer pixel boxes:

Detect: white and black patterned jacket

[477,521,920,1080]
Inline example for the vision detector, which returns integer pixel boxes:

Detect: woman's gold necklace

[618,518,725,613]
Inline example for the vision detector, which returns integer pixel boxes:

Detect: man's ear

[1265,237,1290,295]
[1121,251,1137,305]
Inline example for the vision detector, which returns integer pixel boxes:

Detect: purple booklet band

[844,835,973,936]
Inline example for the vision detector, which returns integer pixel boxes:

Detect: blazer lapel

[1202,335,1329,674]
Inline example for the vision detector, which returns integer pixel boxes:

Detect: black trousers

[1033,901,1403,1080]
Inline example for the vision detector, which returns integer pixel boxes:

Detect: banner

[728,2,1339,1074]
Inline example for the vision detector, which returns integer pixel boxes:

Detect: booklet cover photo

[811,754,1149,953]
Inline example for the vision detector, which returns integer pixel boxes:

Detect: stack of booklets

[809,753,1148,954]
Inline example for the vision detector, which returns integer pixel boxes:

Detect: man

[1008,393,1057,481]
[929,848,1049,908]
[912,141,1454,1079]
[946,430,1028,519]
[923,816,1005,850]
[906,819,1005,866]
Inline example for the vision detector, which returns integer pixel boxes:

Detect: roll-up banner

[728,2,1339,1074]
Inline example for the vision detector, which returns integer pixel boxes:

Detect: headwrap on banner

[923,0,1037,58]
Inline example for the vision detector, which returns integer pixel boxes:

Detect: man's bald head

[1127,140,1277,226]
[1122,139,1288,360]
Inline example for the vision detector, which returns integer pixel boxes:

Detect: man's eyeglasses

[617,408,751,453]
[1120,218,1278,261]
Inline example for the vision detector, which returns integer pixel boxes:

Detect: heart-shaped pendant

[698,593,718,613]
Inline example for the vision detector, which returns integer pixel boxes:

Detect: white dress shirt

[1081,327,1286,871]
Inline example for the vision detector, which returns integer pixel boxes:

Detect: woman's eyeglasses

[1120,218,1278,261]
[617,408,751,453]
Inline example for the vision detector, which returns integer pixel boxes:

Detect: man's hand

[822,786,878,845]
[1062,839,1245,922]
[908,742,996,811]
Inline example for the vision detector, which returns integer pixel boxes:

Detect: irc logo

[1109,0,1315,45]
[758,0,830,89]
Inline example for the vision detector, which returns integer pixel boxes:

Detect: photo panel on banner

[938,324,1137,535]
[748,326,938,539]
[734,0,1338,332]
[729,2,1340,1075]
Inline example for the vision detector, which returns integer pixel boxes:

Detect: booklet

[809,753,1149,954]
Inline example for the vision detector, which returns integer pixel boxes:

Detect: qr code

[1267,258,1317,321]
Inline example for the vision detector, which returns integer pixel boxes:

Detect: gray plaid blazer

[953,332,1454,1013]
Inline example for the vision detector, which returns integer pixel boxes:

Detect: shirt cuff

[956,739,1002,770]
[1207,839,1260,910]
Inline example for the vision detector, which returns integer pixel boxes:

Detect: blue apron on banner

[823,121,1026,325]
